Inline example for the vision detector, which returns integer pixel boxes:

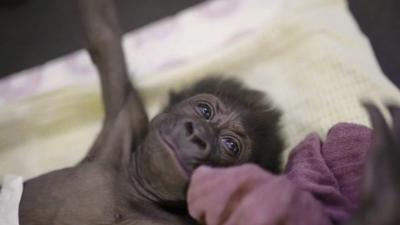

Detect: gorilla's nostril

[185,121,194,135]
[191,136,207,150]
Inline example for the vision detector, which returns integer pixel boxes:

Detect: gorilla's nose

[184,120,207,150]
[180,119,213,154]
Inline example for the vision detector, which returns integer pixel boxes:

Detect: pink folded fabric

[187,123,371,225]
[285,123,371,223]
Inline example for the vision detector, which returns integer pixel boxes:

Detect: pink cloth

[187,123,371,225]
[286,123,371,223]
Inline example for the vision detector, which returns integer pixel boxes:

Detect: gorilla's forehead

[172,93,245,128]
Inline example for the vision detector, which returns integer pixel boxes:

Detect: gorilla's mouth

[157,130,190,177]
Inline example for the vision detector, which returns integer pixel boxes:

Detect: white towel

[0,175,23,225]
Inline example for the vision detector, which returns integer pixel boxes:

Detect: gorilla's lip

[157,130,190,177]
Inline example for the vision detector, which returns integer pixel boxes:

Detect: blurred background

[0,0,399,86]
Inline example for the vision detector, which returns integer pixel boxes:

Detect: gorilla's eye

[196,103,212,120]
[221,137,240,156]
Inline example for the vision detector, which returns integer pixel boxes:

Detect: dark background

[0,0,399,87]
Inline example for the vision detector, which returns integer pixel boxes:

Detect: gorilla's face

[135,93,252,203]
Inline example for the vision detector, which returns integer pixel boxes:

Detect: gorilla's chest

[20,165,126,225]
[19,164,194,225]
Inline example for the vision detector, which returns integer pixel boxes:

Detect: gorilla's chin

[157,129,191,178]
[135,130,190,202]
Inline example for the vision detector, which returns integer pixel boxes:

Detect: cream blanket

[0,0,399,182]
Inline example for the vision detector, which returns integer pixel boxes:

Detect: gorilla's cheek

[137,131,190,201]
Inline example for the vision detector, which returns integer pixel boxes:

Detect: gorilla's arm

[77,0,148,163]
[78,0,131,119]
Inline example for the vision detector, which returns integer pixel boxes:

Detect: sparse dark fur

[167,77,283,173]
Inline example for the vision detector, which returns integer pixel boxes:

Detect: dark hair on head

[166,76,284,173]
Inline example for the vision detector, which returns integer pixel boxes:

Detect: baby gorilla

[19,77,283,225]
[18,1,283,224]
[137,77,283,203]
